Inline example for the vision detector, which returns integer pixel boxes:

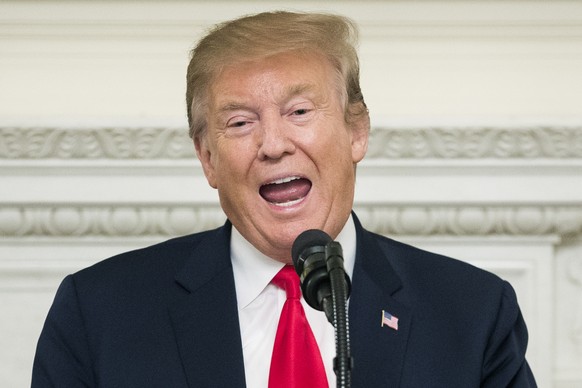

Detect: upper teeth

[270,176,300,185]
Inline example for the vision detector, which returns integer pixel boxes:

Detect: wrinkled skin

[195,51,369,263]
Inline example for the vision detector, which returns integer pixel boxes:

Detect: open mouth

[259,176,312,207]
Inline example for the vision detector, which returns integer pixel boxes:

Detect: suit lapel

[168,223,246,388]
[166,216,413,387]
[349,216,412,388]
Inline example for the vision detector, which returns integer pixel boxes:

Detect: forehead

[208,51,339,108]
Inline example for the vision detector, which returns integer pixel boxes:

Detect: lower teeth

[271,198,303,207]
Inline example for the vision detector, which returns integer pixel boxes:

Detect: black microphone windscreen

[291,229,332,267]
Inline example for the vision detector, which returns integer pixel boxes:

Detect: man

[32,11,536,387]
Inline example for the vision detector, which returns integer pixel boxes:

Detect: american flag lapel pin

[381,310,399,331]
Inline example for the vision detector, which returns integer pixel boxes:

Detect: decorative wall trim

[355,205,582,238]
[0,205,223,237]
[1,204,580,239]
[366,127,582,159]
[0,127,196,159]
[1,127,581,160]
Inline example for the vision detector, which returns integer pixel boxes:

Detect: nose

[257,114,296,160]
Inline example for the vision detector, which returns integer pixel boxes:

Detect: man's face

[196,51,368,263]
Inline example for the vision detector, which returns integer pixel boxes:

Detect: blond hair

[186,11,368,140]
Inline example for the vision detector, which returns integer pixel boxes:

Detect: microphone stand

[325,241,352,388]
[291,229,353,388]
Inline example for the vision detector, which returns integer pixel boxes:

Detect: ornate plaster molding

[355,205,582,238]
[366,127,582,159]
[1,127,581,160]
[0,205,224,238]
[0,127,196,159]
[1,204,580,239]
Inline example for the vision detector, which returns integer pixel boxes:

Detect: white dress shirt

[231,215,357,388]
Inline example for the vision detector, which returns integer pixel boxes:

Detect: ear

[194,136,218,189]
[350,108,370,164]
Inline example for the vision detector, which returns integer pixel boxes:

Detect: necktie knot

[271,265,301,299]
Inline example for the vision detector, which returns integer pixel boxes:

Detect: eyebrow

[216,102,252,114]
[284,83,315,99]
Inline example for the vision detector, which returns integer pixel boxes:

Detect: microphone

[291,229,333,318]
[292,229,353,387]
[291,229,352,322]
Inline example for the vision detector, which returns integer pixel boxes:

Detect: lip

[259,174,312,209]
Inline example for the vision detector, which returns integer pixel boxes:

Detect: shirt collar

[230,214,357,310]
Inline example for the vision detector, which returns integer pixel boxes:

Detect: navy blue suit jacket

[32,215,536,387]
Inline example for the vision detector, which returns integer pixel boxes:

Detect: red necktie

[268,266,329,388]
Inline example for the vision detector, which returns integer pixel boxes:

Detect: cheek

[213,147,252,187]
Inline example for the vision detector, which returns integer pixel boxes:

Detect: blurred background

[1,1,581,386]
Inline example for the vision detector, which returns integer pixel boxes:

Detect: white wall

[1,1,582,387]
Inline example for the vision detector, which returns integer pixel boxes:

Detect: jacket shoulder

[369,230,503,286]
[72,225,227,291]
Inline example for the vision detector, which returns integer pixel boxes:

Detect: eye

[229,120,249,128]
[292,108,310,116]
[225,114,255,129]
[286,102,315,122]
